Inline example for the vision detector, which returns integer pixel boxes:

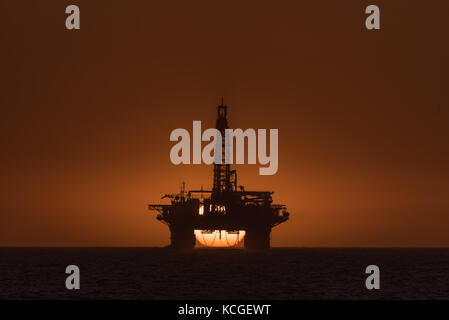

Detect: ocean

[1,248,448,300]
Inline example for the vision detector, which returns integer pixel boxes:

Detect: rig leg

[244,227,271,250]
[169,226,195,250]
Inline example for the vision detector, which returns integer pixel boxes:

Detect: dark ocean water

[0,248,448,300]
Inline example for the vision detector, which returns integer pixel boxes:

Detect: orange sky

[1,0,448,247]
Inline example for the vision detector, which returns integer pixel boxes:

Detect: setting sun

[194,230,246,247]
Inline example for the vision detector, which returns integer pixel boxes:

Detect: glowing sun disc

[194,230,246,247]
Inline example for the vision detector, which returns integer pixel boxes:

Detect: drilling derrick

[213,105,232,194]
[149,102,289,250]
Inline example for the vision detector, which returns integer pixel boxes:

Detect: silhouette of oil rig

[149,103,289,250]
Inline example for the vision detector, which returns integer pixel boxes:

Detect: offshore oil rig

[149,103,289,250]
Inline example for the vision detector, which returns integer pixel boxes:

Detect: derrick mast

[213,103,236,196]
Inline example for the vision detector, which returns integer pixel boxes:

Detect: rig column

[244,226,272,250]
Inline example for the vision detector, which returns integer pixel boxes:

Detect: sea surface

[0,248,448,300]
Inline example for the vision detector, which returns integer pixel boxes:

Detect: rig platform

[149,103,289,250]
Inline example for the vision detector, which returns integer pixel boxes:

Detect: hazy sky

[1,0,448,246]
